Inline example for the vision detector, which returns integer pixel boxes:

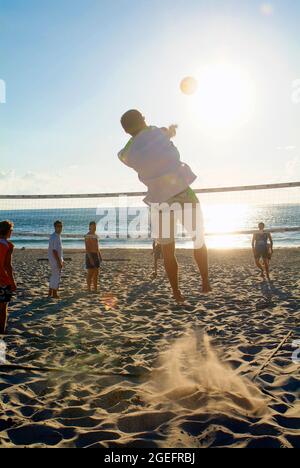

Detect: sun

[190,63,255,134]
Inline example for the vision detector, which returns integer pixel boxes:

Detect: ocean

[0,203,299,250]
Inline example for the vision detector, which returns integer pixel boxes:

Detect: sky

[0,0,300,196]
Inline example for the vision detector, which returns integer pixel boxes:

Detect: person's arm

[97,237,102,256]
[4,248,16,291]
[268,233,274,253]
[51,236,63,269]
[52,249,63,269]
[252,234,256,252]
[118,139,133,167]
[154,256,158,276]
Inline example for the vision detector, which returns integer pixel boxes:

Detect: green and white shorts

[150,188,205,249]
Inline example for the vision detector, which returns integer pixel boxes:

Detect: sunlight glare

[204,203,251,235]
[191,63,255,134]
[260,3,274,17]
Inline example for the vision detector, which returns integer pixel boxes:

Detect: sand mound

[144,332,269,418]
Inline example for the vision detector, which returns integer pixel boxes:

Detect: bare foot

[202,283,212,294]
[173,290,186,304]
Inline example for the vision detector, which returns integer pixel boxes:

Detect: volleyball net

[0,182,299,249]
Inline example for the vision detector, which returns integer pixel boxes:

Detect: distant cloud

[286,156,300,179]
[260,3,274,16]
[0,166,111,196]
[0,170,15,180]
[285,146,296,152]
[276,146,296,152]
[0,170,60,195]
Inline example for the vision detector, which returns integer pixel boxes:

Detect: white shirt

[48,233,63,264]
[118,127,197,204]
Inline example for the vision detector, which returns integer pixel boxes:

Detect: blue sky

[0,0,299,195]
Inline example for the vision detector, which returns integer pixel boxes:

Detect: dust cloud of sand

[143,332,269,418]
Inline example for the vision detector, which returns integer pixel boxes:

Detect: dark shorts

[0,285,13,303]
[86,253,102,269]
[255,246,269,260]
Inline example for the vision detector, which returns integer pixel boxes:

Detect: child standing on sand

[48,220,64,299]
[85,221,102,293]
[118,110,211,302]
[0,221,17,335]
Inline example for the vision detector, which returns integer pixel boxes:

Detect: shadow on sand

[10,292,95,325]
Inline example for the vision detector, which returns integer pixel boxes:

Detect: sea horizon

[2,202,299,250]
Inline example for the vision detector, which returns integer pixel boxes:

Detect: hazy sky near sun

[0,0,300,195]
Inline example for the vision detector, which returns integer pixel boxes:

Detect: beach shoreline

[0,248,299,448]
[11,246,300,253]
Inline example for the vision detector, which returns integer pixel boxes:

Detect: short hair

[0,220,14,236]
[258,222,265,229]
[121,109,145,135]
[54,220,63,228]
[89,221,96,227]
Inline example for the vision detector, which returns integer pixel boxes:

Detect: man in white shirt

[119,110,211,303]
[48,220,64,299]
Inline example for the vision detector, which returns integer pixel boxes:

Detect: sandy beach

[0,248,299,448]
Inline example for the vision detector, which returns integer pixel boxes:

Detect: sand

[0,248,299,448]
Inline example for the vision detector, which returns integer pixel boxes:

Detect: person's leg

[185,200,211,293]
[49,265,55,297]
[52,289,60,299]
[87,269,93,292]
[153,256,158,278]
[159,208,184,302]
[0,303,8,335]
[263,258,270,280]
[93,268,99,291]
[161,242,185,302]
[255,256,265,277]
[194,245,212,293]
[50,264,61,299]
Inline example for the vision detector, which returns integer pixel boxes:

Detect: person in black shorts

[0,221,16,335]
[85,222,102,293]
[252,222,273,280]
